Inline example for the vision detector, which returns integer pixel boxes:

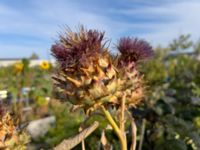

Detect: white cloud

[120,0,200,46]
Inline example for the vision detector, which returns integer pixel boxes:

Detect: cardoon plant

[52,26,153,150]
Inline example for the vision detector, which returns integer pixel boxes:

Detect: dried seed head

[52,26,152,113]
[0,112,29,148]
[52,26,120,113]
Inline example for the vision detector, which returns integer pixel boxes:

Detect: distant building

[166,47,200,60]
[167,48,194,56]
[0,58,56,67]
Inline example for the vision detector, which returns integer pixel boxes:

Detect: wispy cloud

[0,0,200,58]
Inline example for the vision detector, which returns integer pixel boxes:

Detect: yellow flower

[194,117,200,128]
[14,62,24,73]
[40,61,50,70]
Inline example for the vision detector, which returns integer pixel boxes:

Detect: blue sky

[0,0,200,59]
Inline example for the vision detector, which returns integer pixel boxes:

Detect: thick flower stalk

[52,26,153,150]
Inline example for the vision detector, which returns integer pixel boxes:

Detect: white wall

[0,59,56,67]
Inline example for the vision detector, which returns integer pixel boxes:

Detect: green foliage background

[137,35,200,150]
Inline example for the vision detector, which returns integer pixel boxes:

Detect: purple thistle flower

[51,44,76,69]
[117,37,154,63]
[51,26,105,69]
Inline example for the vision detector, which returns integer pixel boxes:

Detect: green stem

[120,94,126,132]
[138,119,146,150]
[101,106,127,150]
[126,109,137,150]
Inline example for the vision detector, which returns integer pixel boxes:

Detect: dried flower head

[117,37,154,63]
[52,27,119,114]
[0,112,29,149]
[52,26,153,114]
